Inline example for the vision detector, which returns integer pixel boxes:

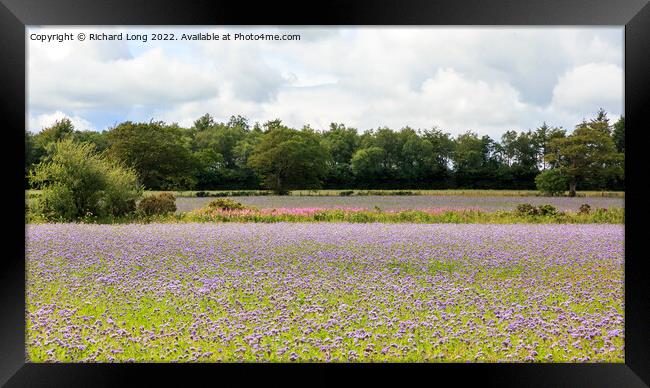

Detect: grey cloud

[226,63,288,103]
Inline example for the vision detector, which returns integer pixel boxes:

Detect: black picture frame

[1,0,648,386]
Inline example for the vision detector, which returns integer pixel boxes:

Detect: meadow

[26,223,624,363]
[175,195,624,213]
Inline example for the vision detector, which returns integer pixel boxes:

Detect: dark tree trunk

[275,175,283,195]
[568,180,577,197]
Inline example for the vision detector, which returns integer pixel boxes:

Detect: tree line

[25,109,624,195]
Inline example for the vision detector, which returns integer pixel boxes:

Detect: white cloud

[550,63,623,113]
[28,27,221,113]
[28,111,94,132]
[27,26,623,136]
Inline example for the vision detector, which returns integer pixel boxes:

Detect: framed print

[1,0,649,386]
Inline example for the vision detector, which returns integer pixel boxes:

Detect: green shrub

[590,208,622,223]
[538,204,558,216]
[347,211,374,223]
[207,198,246,210]
[33,183,77,221]
[29,139,142,221]
[101,162,142,216]
[137,193,177,216]
[515,203,539,216]
[535,169,568,196]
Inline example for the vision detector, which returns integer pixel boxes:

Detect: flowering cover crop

[175,195,623,213]
[26,223,624,362]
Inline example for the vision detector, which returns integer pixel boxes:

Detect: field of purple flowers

[26,223,624,362]
[175,195,623,213]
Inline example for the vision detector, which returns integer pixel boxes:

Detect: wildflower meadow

[26,223,623,362]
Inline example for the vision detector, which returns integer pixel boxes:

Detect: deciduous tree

[248,123,327,194]
[545,112,623,197]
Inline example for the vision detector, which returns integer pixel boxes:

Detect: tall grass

[183,207,624,224]
[27,206,623,225]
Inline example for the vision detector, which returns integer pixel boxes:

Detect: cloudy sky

[27,26,623,138]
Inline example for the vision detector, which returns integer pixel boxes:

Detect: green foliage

[591,208,612,222]
[351,147,387,180]
[184,207,623,225]
[545,110,623,196]
[29,139,142,220]
[514,203,559,217]
[33,183,77,221]
[193,113,215,132]
[612,116,624,153]
[351,147,386,181]
[107,121,198,190]
[190,116,261,190]
[34,118,75,147]
[206,198,247,211]
[72,130,110,153]
[137,193,177,216]
[452,132,500,188]
[515,203,540,217]
[532,122,566,171]
[535,169,568,196]
[25,110,624,192]
[28,119,77,181]
[537,204,559,216]
[320,123,359,185]
[102,162,141,216]
[25,131,36,188]
[248,123,328,194]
